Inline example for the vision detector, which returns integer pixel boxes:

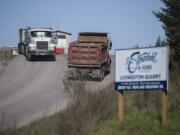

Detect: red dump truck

[67,32,112,80]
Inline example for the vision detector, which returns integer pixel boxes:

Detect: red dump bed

[68,32,109,66]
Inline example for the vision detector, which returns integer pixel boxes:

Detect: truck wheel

[106,64,111,74]
[26,52,32,61]
[23,46,26,56]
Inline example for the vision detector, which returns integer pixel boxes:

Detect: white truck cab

[25,28,56,61]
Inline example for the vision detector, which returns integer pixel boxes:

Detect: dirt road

[0,55,114,127]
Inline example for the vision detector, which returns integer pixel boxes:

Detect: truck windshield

[31,31,52,38]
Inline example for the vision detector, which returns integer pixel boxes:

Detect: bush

[59,80,116,135]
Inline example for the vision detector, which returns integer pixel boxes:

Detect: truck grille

[36,41,48,50]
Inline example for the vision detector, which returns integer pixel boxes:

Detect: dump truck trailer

[67,32,112,81]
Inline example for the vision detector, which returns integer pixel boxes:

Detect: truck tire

[26,52,32,61]
[106,64,111,74]
[24,46,26,56]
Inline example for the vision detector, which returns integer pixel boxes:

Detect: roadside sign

[115,46,169,91]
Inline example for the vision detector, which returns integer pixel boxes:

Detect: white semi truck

[18,27,56,61]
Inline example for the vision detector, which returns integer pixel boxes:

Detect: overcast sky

[0,0,164,51]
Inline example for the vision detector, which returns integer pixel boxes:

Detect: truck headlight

[28,46,36,50]
[31,46,36,50]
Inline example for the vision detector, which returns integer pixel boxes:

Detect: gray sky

[0,0,164,51]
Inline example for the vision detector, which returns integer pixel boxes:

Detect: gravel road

[0,55,114,127]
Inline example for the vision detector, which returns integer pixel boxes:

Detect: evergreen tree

[155,36,167,47]
[133,44,139,49]
[161,38,167,46]
[153,0,180,60]
[155,36,161,47]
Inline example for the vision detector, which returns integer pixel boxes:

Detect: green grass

[1,113,63,135]
[7,107,180,135]
[94,68,180,135]
[94,110,180,135]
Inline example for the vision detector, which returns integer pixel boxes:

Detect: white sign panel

[115,46,169,91]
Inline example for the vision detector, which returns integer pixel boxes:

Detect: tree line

[154,0,180,63]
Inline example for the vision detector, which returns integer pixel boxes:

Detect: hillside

[1,68,180,135]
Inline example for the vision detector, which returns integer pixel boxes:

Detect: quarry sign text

[115,46,169,91]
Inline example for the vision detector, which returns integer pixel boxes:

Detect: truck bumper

[67,67,101,79]
[29,50,55,56]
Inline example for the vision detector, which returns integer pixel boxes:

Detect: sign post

[117,91,124,122]
[115,46,169,125]
[162,91,168,127]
